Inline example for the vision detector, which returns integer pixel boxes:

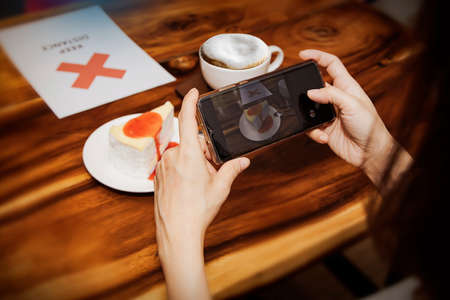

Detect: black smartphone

[197,60,335,164]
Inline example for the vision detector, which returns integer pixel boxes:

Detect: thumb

[214,157,250,194]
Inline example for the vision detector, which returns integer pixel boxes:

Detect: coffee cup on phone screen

[199,33,284,90]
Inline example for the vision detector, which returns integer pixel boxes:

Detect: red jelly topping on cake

[258,116,273,133]
[167,142,179,149]
[246,104,262,116]
[123,112,163,138]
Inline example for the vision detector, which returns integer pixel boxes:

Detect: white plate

[239,105,281,142]
[82,114,179,193]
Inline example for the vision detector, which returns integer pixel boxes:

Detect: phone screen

[199,61,335,162]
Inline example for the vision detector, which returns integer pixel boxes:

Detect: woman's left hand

[154,88,250,300]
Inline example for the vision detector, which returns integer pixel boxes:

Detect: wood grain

[0,0,419,299]
[0,0,346,107]
[138,195,370,300]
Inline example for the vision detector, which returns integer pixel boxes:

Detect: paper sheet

[0,6,175,118]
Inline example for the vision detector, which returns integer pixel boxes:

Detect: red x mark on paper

[57,53,126,89]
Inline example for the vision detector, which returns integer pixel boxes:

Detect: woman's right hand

[299,49,396,185]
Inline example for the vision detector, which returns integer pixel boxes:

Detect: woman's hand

[299,49,400,186]
[154,88,250,300]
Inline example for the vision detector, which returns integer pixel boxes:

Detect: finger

[205,160,217,175]
[307,128,329,144]
[214,157,250,195]
[178,88,200,146]
[198,134,212,161]
[307,85,357,113]
[153,186,159,217]
[299,49,368,100]
[154,162,161,196]
[299,49,351,80]
[156,149,171,181]
[153,164,166,231]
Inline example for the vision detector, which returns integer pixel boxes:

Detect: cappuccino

[201,34,268,70]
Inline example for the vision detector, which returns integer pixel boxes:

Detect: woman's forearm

[153,88,249,300]
[158,235,211,300]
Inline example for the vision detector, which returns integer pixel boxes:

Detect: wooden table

[0,0,420,299]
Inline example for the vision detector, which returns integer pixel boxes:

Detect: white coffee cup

[199,33,284,90]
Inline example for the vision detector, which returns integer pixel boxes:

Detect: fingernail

[319,134,328,142]
[299,49,311,57]
[240,157,250,169]
[187,88,198,96]
[307,89,320,97]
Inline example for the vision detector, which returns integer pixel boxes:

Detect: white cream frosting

[202,34,268,69]
[108,101,174,178]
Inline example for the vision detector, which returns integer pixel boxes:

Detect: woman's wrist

[362,130,396,187]
[157,226,204,263]
[362,131,413,190]
[157,229,210,300]
[159,239,205,272]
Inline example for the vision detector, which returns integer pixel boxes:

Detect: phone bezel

[197,60,335,164]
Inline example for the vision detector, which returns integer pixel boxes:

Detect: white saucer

[82,114,179,193]
[239,106,281,142]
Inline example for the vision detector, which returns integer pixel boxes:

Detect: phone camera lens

[299,93,318,121]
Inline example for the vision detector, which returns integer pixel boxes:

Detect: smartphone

[197,60,335,164]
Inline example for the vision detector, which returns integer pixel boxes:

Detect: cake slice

[109,101,174,178]
[244,100,273,133]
